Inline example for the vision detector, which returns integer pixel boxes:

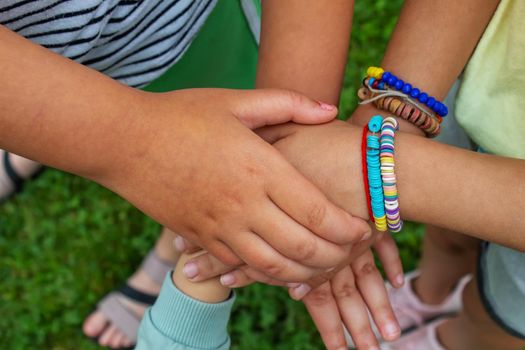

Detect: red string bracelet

[361,124,374,222]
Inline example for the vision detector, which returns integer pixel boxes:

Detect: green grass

[0,1,424,349]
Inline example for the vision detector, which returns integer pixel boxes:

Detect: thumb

[232,89,338,129]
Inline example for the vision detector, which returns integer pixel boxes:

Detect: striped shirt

[0,0,218,87]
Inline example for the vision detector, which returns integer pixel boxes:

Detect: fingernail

[384,323,400,339]
[317,101,336,111]
[360,228,373,242]
[325,267,336,273]
[220,273,235,286]
[292,284,311,300]
[174,236,186,252]
[182,262,199,279]
[395,274,404,287]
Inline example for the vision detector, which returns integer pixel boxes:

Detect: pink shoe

[381,317,448,350]
[345,271,471,347]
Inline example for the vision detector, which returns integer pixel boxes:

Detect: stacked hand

[175,120,405,349]
[100,88,370,282]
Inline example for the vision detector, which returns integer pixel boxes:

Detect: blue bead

[418,92,428,104]
[368,77,376,85]
[382,71,392,82]
[368,115,383,133]
[441,105,449,116]
[409,88,420,98]
[434,102,443,114]
[394,79,404,90]
[401,83,412,94]
[387,76,398,86]
[378,82,386,89]
[426,97,436,109]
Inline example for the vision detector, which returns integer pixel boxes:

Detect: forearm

[351,0,500,134]
[256,0,353,105]
[0,26,141,179]
[272,122,525,250]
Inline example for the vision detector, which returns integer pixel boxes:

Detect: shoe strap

[139,250,174,285]
[97,292,142,343]
[3,152,23,192]
[119,284,158,305]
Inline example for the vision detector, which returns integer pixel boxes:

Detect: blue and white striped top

[0,0,218,87]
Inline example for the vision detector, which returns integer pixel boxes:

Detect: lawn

[0,1,424,349]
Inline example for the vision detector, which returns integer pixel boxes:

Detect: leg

[83,227,181,348]
[439,275,525,350]
[414,225,479,304]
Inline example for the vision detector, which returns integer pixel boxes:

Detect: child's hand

[101,89,370,284]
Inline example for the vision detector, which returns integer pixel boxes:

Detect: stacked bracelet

[358,81,441,137]
[367,66,448,117]
[366,116,387,232]
[362,115,403,233]
[380,117,403,232]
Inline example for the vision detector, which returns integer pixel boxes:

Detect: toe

[99,324,119,347]
[83,310,108,338]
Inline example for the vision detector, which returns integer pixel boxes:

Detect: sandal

[0,151,44,202]
[90,250,174,348]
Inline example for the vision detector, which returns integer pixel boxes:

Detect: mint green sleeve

[135,272,235,350]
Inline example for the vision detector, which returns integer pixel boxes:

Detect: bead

[401,83,412,94]
[418,92,428,104]
[387,75,398,86]
[368,77,376,86]
[409,88,420,98]
[357,87,369,101]
[372,80,379,89]
[426,97,436,109]
[394,79,404,90]
[381,71,392,82]
[368,116,383,133]
[390,99,401,114]
[441,105,449,117]
[378,82,386,89]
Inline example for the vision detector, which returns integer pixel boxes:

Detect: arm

[136,253,233,350]
[262,121,525,250]
[256,0,353,104]
[350,0,500,135]
[0,25,375,283]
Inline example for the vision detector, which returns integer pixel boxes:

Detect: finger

[374,233,404,288]
[302,282,348,350]
[220,267,286,288]
[252,202,354,269]
[237,266,287,287]
[255,123,300,145]
[232,89,338,130]
[219,268,255,288]
[223,231,323,282]
[183,251,238,282]
[352,251,401,342]
[331,266,380,350]
[173,235,201,254]
[267,166,371,246]
[182,240,243,280]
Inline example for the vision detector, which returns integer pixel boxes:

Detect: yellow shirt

[456,0,525,159]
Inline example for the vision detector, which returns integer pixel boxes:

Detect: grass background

[0,1,425,349]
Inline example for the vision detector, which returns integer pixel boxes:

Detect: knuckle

[258,261,286,277]
[286,90,305,110]
[306,203,327,230]
[334,282,358,299]
[307,286,332,305]
[295,238,318,261]
[354,261,377,279]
